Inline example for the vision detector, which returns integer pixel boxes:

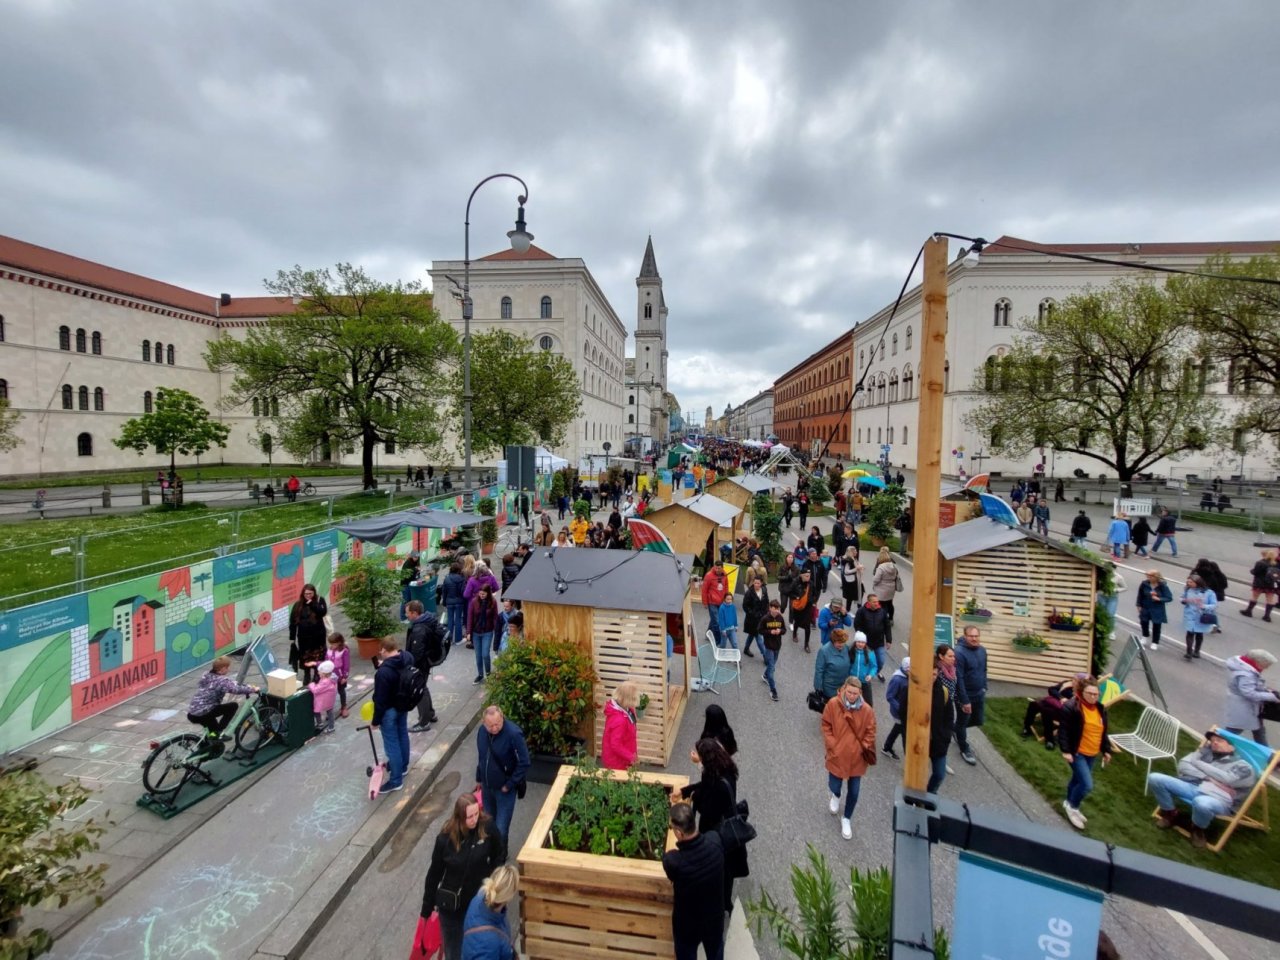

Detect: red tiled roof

[217,296,297,318]
[0,233,215,314]
[983,235,1280,257]
[478,243,558,261]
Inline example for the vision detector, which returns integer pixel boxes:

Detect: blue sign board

[212,545,274,583]
[934,613,954,645]
[0,594,89,652]
[952,852,1103,960]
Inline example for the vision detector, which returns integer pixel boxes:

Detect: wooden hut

[504,548,695,765]
[935,516,1105,685]
[706,474,775,513]
[642,492,741,564]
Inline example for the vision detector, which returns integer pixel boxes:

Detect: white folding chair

[1109,704,1179,792]
[706,629,742,690]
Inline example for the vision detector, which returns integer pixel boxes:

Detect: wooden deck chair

[1206,728,1279,853]
[1109,704,1180,793]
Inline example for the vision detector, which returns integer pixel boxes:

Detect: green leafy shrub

[573,498,593,519]
[336,553,400,638]
[551,471,567,500]
[486,634,596,755]
[548,757,671,860]
[752,492,786,565]
[863,484,906,544]
[807,474,831,507]
[476,495,498,546]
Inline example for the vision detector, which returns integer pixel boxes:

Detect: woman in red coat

[601,680,641,769]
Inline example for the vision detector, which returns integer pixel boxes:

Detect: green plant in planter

[807,474,831,508]
[551,470,567,501]
[752,492,786,565]
[0,771,107,959]
[476,496,498,547]
[748,844,951,960]
[863,484,905,544]
[486,634,596,756]
[572,498,592,519]
[336,553,400,638]
[548,757,670,859]
[1011,630,1051,651]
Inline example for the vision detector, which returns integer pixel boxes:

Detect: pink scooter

[357,725,389,799]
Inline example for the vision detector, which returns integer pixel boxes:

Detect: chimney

[220,293,232,307]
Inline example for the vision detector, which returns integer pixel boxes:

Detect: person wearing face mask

[821,676,877,840]
[421,793,504,960]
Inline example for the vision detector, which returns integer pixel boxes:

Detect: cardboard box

[267,669,298,699]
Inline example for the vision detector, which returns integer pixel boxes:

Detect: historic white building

[429,244,626,467]
[850,236,1280,481]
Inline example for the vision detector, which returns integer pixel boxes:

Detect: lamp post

[462,174,532,512]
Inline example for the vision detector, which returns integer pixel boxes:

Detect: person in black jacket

[421,793,504,960]
[499,553,522,599]
[1069,510,1092,545]
[740,576,770,658]
[473,706,530,858]
[680,738,745,918]
[289,583,328,684]
[662,801,726,960]
[371,637,414,795]
[926,644,958,794]
[439,561,468,651]
[404,600,443,732]
[400,550,421,621]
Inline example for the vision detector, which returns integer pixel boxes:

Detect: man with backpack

[371,637,418,795]
[404,600,446,732]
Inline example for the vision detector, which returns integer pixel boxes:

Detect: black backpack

[1267,564,1280,593]
[396,659,428,711]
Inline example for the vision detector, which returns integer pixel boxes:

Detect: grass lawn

[1178,508,1280,535]
[984,697,1280,890]
[0,491,432,608]
[0,464,370,490]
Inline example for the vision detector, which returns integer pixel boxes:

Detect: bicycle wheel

[303,482,316,496]
[142,733,202,796]
[234,706,284,756]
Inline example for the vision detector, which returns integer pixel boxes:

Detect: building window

[994,298,1011,327]
[539,335,553,351]
[903,426,909,445]
[857,429,861,443]
[889,372,899,403]
[252,398,260,416]
[154,341,164,364]
[877,428,882,443]
[75,328,87,353]
[888,427,894,444]
[62,384,73,409]
[78,385,89,410]
[628,414,635,423]
[77,433,93,457]
[892,333,898,356]
[901,366,913,400]
[0,314,5,341]
[878,342,885,362]
[94,387,104,411]
[142,340,151,362]
[91,331,102,354]
[859,349,865,369]
[905,326,912,350]
[540,296,552,319]
[1038,298,1056,322]
[167,344,175,365]
[271,397,279,417]
[59,326,71,350]
[384,438,396,454]
[501,296,512,319]
[0,379,7,401]
[644,303,652,318]
[144,391,153,413]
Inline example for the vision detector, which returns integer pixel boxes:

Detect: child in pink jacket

[325,633,351,718]
[309,661,338,734]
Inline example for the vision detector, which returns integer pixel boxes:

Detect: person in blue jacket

[1106,513,1131,560]
[1180,573,1218,661]
[814,629,852,701]
[882,656,910,759]
[460,864,518,960]
[817,598,853,646]
[473,706,530,859]
[440,560,469,651]
[716,599,740,650]
[849,632,877,707]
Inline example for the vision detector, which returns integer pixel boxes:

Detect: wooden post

[903,236,949,791]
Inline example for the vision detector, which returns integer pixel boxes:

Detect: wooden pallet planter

[517,766,689,960]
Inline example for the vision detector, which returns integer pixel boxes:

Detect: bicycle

[140,691,285,806]
[302,481,316,496]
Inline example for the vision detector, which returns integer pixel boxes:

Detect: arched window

[154,342,164,364]
[77,432,93,457]
[540,296,552,319]
[889,371,899,403]
[75,328,87,352]
[903,426,909,445]
[166,344,175,365]
[644,303,652,318]
[877,374,886,405]
[91,331,102,354]
[984,356,998,392]
[93,387,104,411]
[888,427,894,444]
[252,398,260,416]
[501,296,512,319]
[993,298,1011,327]
[628,414,635,423]
[59,326,71,350]
[892,333,898,356]
[1038,298,1057,322]
[145,391,153,413]
[859,349,865,369]
[0,379,8,401]
[62,385,73,409]
[629,394,635,404]
[0,314,5,342]
[905,326,912,350]
[142,340,151,362]
[78,386,89,410]
[878,342,885,362]
[384,438,396,454]
[271,398,279,417]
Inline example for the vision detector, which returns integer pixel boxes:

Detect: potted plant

[486,634,596,781]
[863,486,904,547]
[636,692,650,721]
[476,495,498,555]
[517,760,689,959]
[0,771,107,959]
[573,498,593,520]
[336,553,401,659]
[752,492,786,571]
[1011,630,1052,653]
[959,596,993,622]
[1047,607,1086,632]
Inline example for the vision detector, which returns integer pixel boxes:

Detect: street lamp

[462,174,532,512]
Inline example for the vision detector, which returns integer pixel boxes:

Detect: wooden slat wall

[593,609,671,766]
[950,540,1095,686]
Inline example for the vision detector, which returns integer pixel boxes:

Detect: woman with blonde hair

[601,680,641,769]
[420,793,503,960]
[461,864,518,959]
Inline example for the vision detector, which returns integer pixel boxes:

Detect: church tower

[635,236,668,390]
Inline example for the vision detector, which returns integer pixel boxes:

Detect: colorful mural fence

[0,486,508,755]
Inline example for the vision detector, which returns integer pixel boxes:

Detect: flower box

[959,613,992,623]
[1048,622,1084,632]
[1011,633,1051,653]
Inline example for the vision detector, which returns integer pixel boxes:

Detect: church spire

[639,235,659,279]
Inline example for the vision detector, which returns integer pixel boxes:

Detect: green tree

[0,400,21,453]
[963,281,1221,481]
[1172,252,1280,445]
[205,264,458,489]
[453,330,582,457]
[113,387,230,475]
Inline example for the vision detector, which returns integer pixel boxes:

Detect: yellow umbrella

[842,468,872,479]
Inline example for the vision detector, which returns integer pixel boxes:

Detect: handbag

[718,814,758,854]
[1199,610,1218,626]
[435,883,464,913]
[410,912,443,959]
[807,689,827,713]
[1261,699,1280,723]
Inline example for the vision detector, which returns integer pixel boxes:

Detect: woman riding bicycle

[187,656,259,736]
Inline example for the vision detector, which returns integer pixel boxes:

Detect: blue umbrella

[858,476,887,489]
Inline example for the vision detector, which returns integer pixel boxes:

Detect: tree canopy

[452,329,582,457]
[1170,252,1280,446]
[0,400,21,453]
[204,263,459,488]
[963,280,1222,480]
[113,387,230,473]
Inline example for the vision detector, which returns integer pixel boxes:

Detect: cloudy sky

[3,1,1279,422]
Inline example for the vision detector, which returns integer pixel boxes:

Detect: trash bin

[266,689,315,750]
[1120,483,1133,499]
[407,576,437,614]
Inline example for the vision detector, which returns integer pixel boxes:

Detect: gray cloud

[2,1,1279,422]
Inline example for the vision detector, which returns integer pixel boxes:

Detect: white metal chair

[1109,704,1180,792]
[692,639,718,693]
[706,629,742,689]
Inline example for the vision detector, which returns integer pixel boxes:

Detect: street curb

[257,702,486,960]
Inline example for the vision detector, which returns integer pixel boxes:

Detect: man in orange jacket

[701,560,729,646]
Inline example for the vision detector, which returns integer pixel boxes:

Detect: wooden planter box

[959,613,992,623]
[1012,641,1051,654]
[1048,623,1084,632]
[517,766,689,959]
